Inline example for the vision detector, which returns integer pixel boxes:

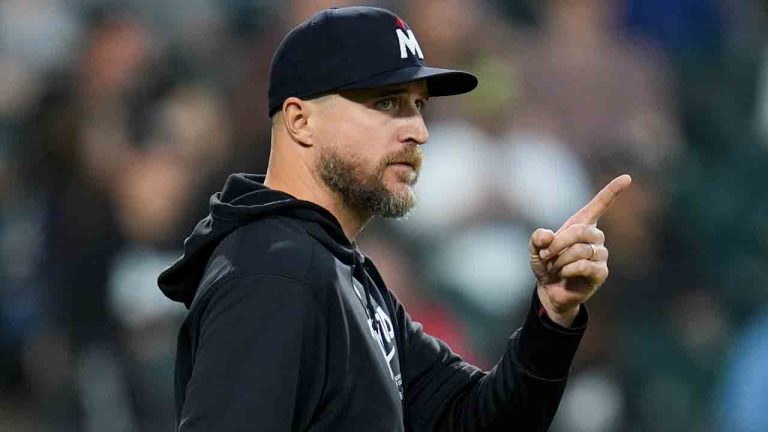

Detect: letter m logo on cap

[394,17,423,59]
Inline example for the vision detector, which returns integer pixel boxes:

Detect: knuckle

[564,224,579,237]
[579,260,589,273]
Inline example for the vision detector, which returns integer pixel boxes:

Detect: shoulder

[214,216,319,284]
[186,216,324,318]
[188,215,346,319]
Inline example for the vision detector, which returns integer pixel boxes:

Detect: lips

[389,157,422,171]
[385,147,423,172]
[390,161,415,169]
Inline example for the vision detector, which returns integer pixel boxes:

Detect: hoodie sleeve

[178,274,326,432]
[400,289,588,431]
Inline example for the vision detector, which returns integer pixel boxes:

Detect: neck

[264,168,371,241]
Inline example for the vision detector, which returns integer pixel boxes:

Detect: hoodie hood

[158,173,353,307]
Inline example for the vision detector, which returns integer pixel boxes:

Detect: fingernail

[540,249,550,259]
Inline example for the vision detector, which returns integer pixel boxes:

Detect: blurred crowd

[1,0,768,431]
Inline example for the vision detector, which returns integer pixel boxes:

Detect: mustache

[382,146,423,172]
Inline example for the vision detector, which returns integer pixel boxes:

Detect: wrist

[544,305,580,327]
[515,288,588,379]
[536,285,580,327]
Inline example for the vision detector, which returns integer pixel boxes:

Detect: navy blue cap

[267,6,478,116]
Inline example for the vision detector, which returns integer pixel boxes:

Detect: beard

[318,145,422,218]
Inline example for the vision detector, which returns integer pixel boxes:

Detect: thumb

[529,228,555,280]
[529,228,555,254]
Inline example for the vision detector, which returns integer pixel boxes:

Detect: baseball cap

[267,6,478,116]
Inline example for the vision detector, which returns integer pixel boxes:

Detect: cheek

[315,102,398,170]
[316,112,366,152]
[344,113,389,146]
[331,120,390,156]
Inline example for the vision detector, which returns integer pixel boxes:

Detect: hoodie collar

[158,173,356,306]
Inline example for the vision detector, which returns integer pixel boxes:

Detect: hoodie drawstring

[351,247,385,344]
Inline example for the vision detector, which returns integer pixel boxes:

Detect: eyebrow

[368,86,429,99]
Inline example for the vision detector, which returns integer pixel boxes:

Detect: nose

[401,113,429,146]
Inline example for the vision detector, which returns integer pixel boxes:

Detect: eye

[415,99,427,111]
[374,98,397,111]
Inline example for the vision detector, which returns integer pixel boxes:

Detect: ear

[282,97,313,147]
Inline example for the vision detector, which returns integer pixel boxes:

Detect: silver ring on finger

[588,243,597,260]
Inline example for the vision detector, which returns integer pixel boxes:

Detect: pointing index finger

[563,174,632,227]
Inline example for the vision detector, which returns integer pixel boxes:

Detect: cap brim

[338,65,478,97]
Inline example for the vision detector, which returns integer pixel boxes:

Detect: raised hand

[528,175,632,326]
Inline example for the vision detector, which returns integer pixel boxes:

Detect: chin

[393,183,417,201]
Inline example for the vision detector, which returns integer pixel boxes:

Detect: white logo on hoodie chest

[351,279,403,399]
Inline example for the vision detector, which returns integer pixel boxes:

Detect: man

[158,6,631,431]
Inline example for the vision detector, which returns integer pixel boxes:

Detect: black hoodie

[159,173,588,431]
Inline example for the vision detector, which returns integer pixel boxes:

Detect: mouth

[386,161,419,187]
[390,162,414,169]
[389,161,418,171]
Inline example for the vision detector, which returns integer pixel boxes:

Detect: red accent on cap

[395,16,406,29]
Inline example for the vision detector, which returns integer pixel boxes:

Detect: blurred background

[1,0,768,431]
